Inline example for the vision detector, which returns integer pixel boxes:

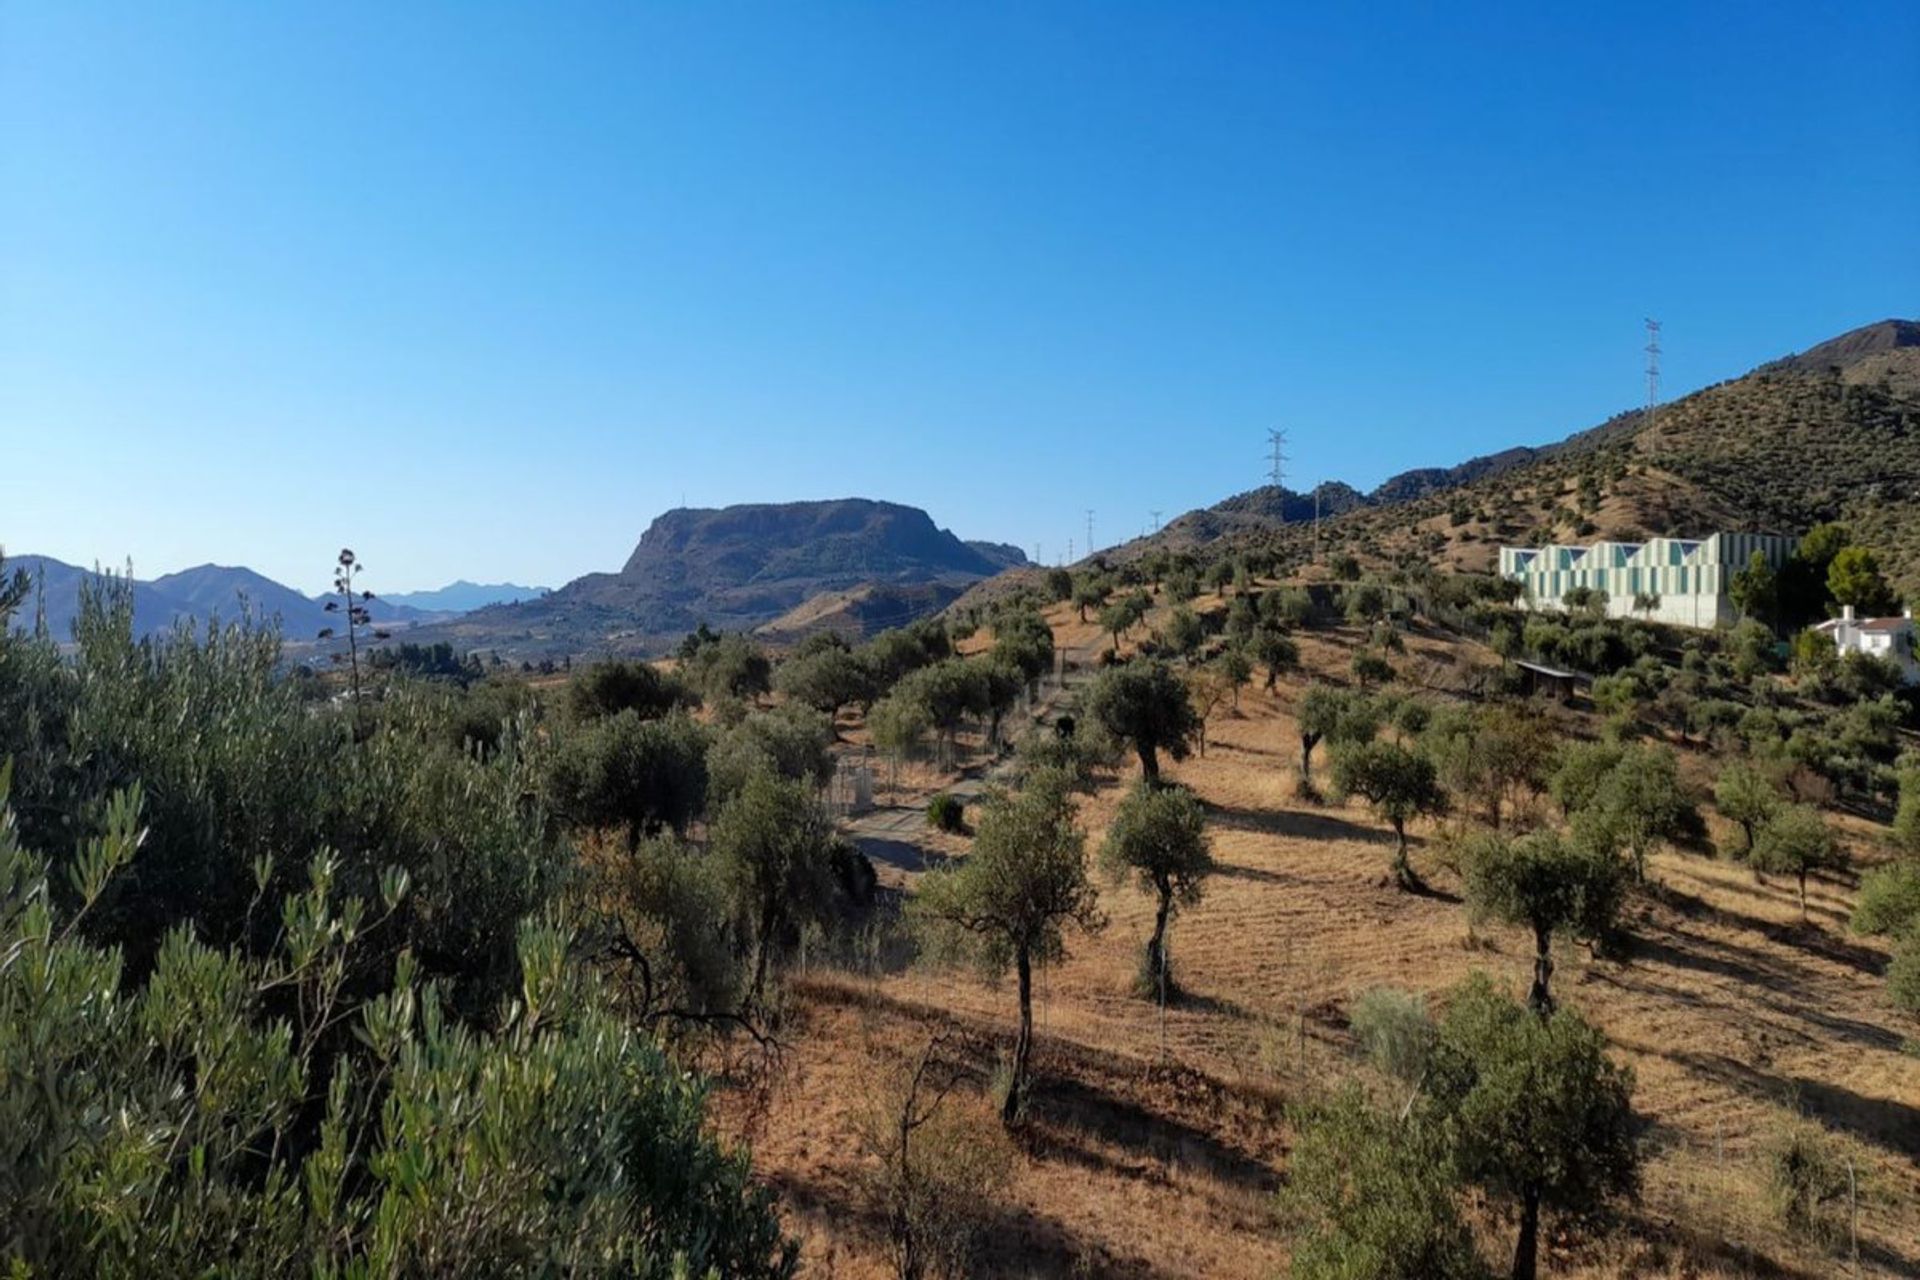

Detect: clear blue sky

[4,3,1916,592]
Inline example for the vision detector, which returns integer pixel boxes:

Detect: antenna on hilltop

[1085,509,1095,557]
[1644,319,1662,435]
[1150,509,1162,534]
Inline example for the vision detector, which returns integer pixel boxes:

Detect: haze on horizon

[3,3,1916,593]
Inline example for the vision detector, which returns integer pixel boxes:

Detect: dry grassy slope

[725,592,1920,1280]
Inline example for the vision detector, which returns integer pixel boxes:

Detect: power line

[1266,427,1288,491]
[1084,509,1095,558]
[1150,509,1162,534]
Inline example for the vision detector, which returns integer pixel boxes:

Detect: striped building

[1497,532,1797,629]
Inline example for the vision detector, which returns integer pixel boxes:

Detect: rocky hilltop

[416,498,1024,658]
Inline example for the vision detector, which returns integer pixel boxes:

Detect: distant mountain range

[379,581,549,612]
[407,498,1026,658]
[1,557,550,642]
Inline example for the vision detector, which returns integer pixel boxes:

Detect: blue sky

[4,3,1916,593]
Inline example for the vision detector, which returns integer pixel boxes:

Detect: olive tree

[1085,660,1201,784]
[568,659,694,722]
[1278,1088,1487,1280]
[774,645,872,729]
[1713,759,1782,861]
[1462,830,1626,1015]
[1098,780,1213,999]
[710,768,845,1003]
[1296,684,1380,788]
[1330,741,1447,890]
[912,771,1104,1125]
[1252,626,1299,691]
[1564,744,1700,882]
[1750,804,1846,917]
[544,710,711,849]
[1426,976,1638,1280]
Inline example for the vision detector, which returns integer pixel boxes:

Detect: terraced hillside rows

[721,589,1920,1280]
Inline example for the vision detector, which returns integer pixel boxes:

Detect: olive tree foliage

[890,659,989,764]
[1714,759,1783,858]
[1295,684,1380,786]
[1162,605,1206,660]
[989,608,1056,684]
[2,581,565,1017]
[1852,860,1920,1018]
[710,769,847,1004]
[587,831,746,1032]
[773,644,873,726]
[869,693,934,790]
[1098,592,1150,651]
[681,631,774,703]
[1252,625,1300,690]
[1555,742,1701,882]
[1426,976,1639,1280]
[1329,740,1447,890]
[707,704,836,807]
[1461,830,1626,1015]
[1749,804,1846,917]
[912,771,1104,1125]
[544,709,712,848]
[1085,660,1201,783]
[1277,1088,1489,1280]
[0,773,796,1280]
[1890,766,1920,857]
[1423,705,1553,830]
[1098,780,1214,998]
[567,658,695,722]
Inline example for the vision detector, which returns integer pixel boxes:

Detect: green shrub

[1761,1122,1853,1247]
[0,772,795,1279]
[927,792,967,833]
[1348,986,1436,1086]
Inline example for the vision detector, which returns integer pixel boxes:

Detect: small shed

[1513,659,1582,703]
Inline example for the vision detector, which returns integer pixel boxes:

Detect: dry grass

[718,599,1920,1279]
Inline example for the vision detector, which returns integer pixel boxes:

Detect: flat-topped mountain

[414,498,1025,658]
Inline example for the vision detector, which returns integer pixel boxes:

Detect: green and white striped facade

[1498,532,1796,629]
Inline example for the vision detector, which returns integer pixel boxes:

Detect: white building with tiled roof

[1498,533,1797,630]
[1815,605,1920,683]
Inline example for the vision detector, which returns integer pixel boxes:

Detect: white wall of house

[1820,606,1920,683]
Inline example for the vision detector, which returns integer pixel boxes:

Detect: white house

[1814,605,1920,683]
[1498,532,1797,630]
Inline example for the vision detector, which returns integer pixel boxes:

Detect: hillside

[1104,318,1920,590]
[416,498,1024,658]
[729,586,1920,1279]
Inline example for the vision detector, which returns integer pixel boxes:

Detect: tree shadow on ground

[765,1165,1181,1280]
[1657,1046,1920,1163]
[1621,932,1903,1054]
[1201,800,1376,843]
[1209,859,1298,886]
[1654,879,1887,975]
[1025,1074,1280,1198]
[855,835,952,875]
